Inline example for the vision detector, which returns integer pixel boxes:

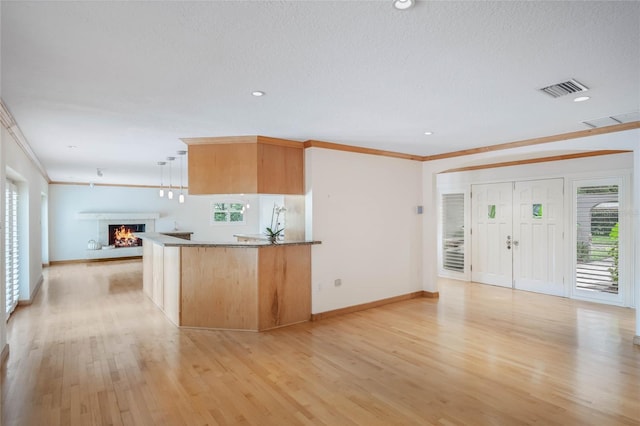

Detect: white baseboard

[18,275,43,306]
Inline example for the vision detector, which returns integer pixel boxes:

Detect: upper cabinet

[182,136,304,195]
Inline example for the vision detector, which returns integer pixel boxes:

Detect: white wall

[48,184,261,261]
[436,153,633,188]
[421,161,439,293]
[306,147,423,314]
[4,126,49,302]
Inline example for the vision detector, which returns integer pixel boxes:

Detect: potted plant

[265,203,286,244]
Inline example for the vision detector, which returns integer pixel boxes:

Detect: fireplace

[109,224,145,248]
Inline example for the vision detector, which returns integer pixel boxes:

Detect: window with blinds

[5,180,20,316]
[575,184,619,294]
[442,193,464,272]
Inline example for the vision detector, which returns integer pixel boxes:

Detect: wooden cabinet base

[258,245,311,330]
[144,242,312,332]
[181,247,259,330]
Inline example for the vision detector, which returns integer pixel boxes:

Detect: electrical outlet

[334,279,342,287]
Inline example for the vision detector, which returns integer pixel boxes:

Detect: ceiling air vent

[539,79,589,98]
[583,110,640,128]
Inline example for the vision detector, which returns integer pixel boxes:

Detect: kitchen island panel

[142,243,153,298]
[152,243,164,308]
[258,245,311,330]
[181,247,259,330]
[163,247,181,326]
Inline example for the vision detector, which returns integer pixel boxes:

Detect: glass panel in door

[575,184,619,297]
[442,193,465,272]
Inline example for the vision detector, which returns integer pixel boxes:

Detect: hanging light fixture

[176,150,187,204]
[166,156,175,199]
[393,0,414,10]
[157,161,166,197]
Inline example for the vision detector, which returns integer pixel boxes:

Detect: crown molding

[303,122,639,164]
[304,140,423,161]
[0,99,51,183]
[181,135,303,148]
[50,181,184,190]
[0,101,17,129]
[421,121,640,162]
[440,150,632,173]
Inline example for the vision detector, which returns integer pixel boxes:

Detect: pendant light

[177,150,187,204]
[166,156,175,199]
[393,0,414,10]
[157,161,166,197]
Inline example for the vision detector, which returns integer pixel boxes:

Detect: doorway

[41,193,49,266]
[471,179,564,296]
[573,179,625,305]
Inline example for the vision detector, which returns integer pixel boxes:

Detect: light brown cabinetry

[141,234,314,332]
[181,247,259,330]
[183,135,304,195]
[257,245,311,330]
[180,244,311,331]
[142,243,180,326]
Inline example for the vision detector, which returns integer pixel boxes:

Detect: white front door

[471,182,513,287]
[513,179,564,296]
[471,179,565,296]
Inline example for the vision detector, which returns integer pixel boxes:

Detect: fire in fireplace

[109,224,145,248]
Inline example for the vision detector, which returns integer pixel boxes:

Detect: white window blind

[576,185,619,294]
[6,180,20,316]
[442,193,464,272]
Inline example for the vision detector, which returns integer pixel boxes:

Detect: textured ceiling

[1,1,639,185]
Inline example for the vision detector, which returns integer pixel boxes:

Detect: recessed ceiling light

[424,131,433,136]
[393,0,414,10]
[574,96,590,102]
[252,91,265,97]
[67,145,77,149]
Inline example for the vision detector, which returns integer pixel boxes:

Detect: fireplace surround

[77,212,159,259]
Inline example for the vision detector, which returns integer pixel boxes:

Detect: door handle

[513,240,519,247]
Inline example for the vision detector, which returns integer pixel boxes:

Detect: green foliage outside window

[212,202,245,224]
[488,205,496,219]
[608,222,619,285]
[214,212,228,222]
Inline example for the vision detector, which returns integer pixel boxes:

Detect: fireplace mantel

[76,212,160,220]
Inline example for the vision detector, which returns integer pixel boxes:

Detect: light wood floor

[2,260,639,426]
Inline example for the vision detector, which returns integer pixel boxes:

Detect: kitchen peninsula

[138,232,320,331]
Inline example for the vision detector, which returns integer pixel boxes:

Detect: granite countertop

[136,232,321,248]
